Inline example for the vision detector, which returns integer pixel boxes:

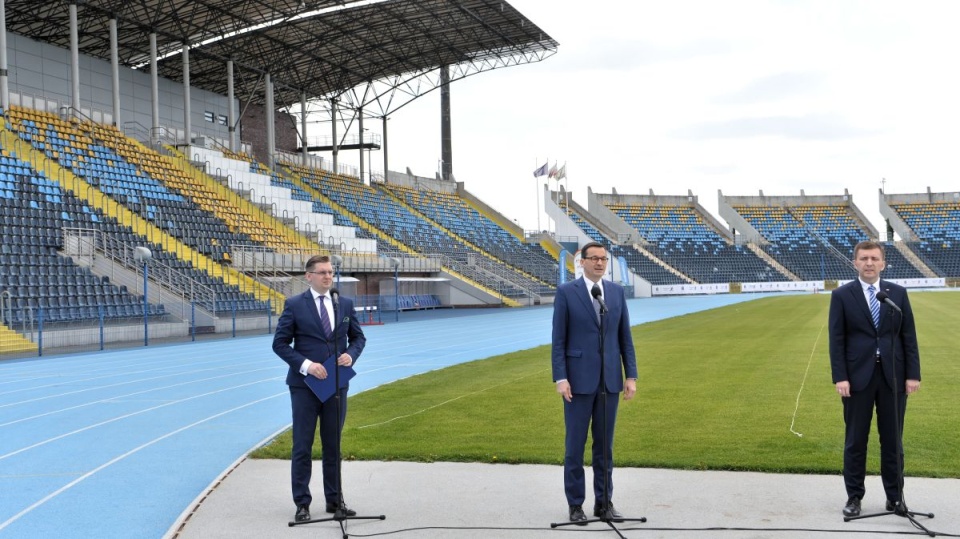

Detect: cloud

[673,113,878,141]
[714,72,825,104]
[551,37,738,72]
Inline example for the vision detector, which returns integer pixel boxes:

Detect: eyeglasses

[307,270,334,276]
[583,256,609,263]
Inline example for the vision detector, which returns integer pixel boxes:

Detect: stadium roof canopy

[4,0,558,114]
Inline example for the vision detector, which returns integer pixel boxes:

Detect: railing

[62,227,219,318]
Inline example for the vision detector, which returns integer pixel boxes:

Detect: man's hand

[906,379,920,394]
[836,381,850,398]
[337,353,354,367]
[310,362,328,379]
[623,379,637,401]
[556,380,572,402]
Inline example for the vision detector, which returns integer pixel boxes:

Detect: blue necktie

[867,285,880,328]
[318,296,333,338]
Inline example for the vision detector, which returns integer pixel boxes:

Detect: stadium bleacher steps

[287,175,522,307]
[539,238,576,276]
[0,127,286,315]
[632,244,696,284]
[892,241,938,278]
[286,174,420,257]
[744,243,799,280]
[378,186,550,291]
[162,146,319,252]
[0,326,35,354]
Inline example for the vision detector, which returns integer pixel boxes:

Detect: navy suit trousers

[290,385,348,507]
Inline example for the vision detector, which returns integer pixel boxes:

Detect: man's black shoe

[568,505,587,525]
[326,502,357,516]
[843,496,861,517]
[886,499,907,514]
[594,502,623,521]
[295,504,311,522]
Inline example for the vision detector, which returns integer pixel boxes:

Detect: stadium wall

[6,32,235,142]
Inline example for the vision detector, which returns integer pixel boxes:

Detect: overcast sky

[335,0,960,235]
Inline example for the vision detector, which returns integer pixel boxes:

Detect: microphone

[875,290,901,313]
[330,287,340,307]
[591,284,607,314]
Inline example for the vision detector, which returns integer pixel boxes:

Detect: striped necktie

[318,295,333,338]
[867,285,880,328]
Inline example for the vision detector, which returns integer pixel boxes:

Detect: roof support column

[109,18,121,126]
[0,0,9,111]
[440,65,452,182]
[300,92,308,167]
[358,107,364,184]
[265,73,275,169]
[69,3,80,116]
[149,33,160,146]
[382,116,389,184]
[226,60,236,152]
[182,43,191,145]
[330,98,338,174]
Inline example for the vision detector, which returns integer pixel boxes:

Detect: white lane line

[0,368,278,428]
[0,377,283,461]
[0,392,287,532]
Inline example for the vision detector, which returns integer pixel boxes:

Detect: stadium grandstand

[0,0,561,356]
[1,1,959,361]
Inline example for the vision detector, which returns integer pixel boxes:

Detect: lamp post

[134,246,152,346]
[388,257,399,322]
[331,254,343,288]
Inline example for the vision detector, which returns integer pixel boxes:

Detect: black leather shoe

[295,504,310,522]
[843,496,861,517]
[326,502,357,516]
[886,499,907,513]
[568,505,587,525]
[594,502,623,520]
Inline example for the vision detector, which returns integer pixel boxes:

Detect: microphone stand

[290,293,385,537]
[845,296,933,536]
[551,292,646,538]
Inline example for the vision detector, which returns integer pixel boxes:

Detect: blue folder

[304,355,356,403]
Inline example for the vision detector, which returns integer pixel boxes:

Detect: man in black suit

[829,240,921,517]
[552,242,638,524]
[273,255,366,523]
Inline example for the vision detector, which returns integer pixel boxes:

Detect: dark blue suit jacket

[272,289,366,388]
[551,277,638,394]
[828,279,920,392]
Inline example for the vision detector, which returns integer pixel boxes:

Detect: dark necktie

[592,284,602,321]
[318,295,333,338]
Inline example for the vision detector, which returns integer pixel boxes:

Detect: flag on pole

[556,163,566,180]
[548,162,558,178]
[533,162,549,178]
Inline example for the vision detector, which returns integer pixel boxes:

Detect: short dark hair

[853,240,885,260]
[305,255,331,271]
[580,242,606,259]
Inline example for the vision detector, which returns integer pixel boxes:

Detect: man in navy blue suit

[829,240,921,517]
[273,255,366,523]
[552,242,638,524]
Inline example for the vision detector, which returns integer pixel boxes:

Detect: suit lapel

[573,279,599,327]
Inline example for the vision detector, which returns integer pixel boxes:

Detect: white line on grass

[789,322,826,438]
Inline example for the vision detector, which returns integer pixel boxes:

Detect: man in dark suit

[829,240,921,517]
[552,242,638,524]
[273,254,366,523]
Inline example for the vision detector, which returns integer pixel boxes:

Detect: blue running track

[0,294,773,538]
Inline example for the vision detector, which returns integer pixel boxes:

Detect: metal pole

[143,262,149,346]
